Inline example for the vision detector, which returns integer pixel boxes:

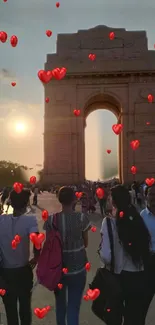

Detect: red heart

[146,121,150,125]
[148,94,153,103]
[34,307,48,319]
[30,176,36,184]
[130,140,140,150]
[96,188,104,199]
[109,32,115,40]
[29,233,45,249]
[11,82,16,87]
[74,109,80,116]
[10,35,18,47]
[145,178,155,186]
[11,239,17,249]
[52,67,67,80]
[88,53,96,61]
[38,70,53,83]
[0,31,7,43]
[86,288,100,301]
[130,165,137,175]
[119,211,124,218]
[62,268,68,274]
[42,210,49,221]
[83,295,90,301]
[57,283,63,289]
[112,124,123,135]
[56,2,60,7]
[0,289,6,296]
[106,149,111,154]
[85,262,91,271]
[14,235,21,244]
[45,97,50,103]
[91,226,97,232]
[46,30,52,37]
[107,308,111,312]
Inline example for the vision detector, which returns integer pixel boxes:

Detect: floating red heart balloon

[62,268,68,274]
[146,121,150,125]
[106,149,111,154]
[148,94,153,103]
[3,0,7,2]
[145,178,155,186]
[119,211,124,218]
[130,140,140,150]
[0,31,7,43]
[131,165,137,175]
[45,306,51,312]
[10,35,18,47]
[45,97,50,103]
[30,176,36,184]
[88,53,96,61]
[96,187,104,199]
[91,226,97,232]
[85,262,91,271]
[34,307,48,319]
[29,233,45,249]
[14,235,21,244]
[83,295,90,301]
[128,242,132,246]
[109,32,115,40]
[42,210,49,221]
[0,289,6,296]
[56,2,60,7]
[74,109,80,116]
[57,283,63,289]
[11,82,16,87]
[46,30,52,37]
[52,67,67,80]
[38,70,53,83]
[86,288,100,301]
[11,239,17,249]
[107,308,111,312]
[13,182,23,193]
[112,124,123,135]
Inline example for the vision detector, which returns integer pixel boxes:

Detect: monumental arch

[43,25,155,185]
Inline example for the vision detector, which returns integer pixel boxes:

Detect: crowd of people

[0,179,154,325]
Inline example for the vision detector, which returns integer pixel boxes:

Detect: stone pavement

[0,192,155,325]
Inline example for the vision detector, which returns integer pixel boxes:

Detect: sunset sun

[15,122,26,133]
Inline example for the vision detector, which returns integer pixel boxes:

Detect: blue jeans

[55,270,86,325]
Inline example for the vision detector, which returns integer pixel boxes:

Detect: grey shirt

[0,213,38,268]
[43,211,91,275]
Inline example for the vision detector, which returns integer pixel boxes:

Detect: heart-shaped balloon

[145,178,155,186]
[14,235,21,244]
[45,97,50,103]
[0,289,6,296]
[34,307,48,319]
[30,176,36,184]
[112,124,123,135]
[109,32,115,40]
[10,35,18,47]
[62,268,68,274]
[46,30,52,37]
[42,210,49,221]
[57,283,63,289]
[29,233,45,249]
[130,140,140,150]
[88,53,96,61]
[74,109,80,116]
[119,211,124,218]
[96,187,104,199]
[86,288,100,301]
[83,295,90,301]
[85,262,91,271]
[148,94,153,103]
[38,70,53,83]
[106,149,111,154]
[52,67,67,80]
[91,226,97,232]
[11,82,16,87]
[0,31,7,43]
[11,239,17,249]
[130,165,137,175]
[56,2,60,7]
[13,182,23,193]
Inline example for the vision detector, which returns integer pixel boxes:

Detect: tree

[0,160,28,188]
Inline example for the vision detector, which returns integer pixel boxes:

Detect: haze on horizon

[0,0,155,181]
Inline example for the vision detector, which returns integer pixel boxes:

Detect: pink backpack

[36,214,63,291]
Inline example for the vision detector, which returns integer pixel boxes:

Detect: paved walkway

[0,193,155,324]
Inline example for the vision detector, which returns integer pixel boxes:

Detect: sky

[0,0,155,180]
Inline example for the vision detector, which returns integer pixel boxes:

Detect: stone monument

[43,25,155,185]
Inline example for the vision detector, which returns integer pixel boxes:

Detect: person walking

[0,188,40,325]
[100,185,150,325]
[43,186,91,325]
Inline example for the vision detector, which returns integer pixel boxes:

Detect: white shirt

[100,217,143,274]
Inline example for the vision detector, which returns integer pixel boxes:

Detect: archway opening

[84,94,122,182]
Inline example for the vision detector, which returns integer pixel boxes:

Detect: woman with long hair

[100,185,150,325]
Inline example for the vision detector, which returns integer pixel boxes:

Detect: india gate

[43,25,155,185]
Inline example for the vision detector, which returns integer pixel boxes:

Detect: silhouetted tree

[0,160,28,187]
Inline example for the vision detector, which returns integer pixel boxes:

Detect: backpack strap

[106,217,115,273]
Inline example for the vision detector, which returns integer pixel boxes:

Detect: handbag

[90,217,123,325]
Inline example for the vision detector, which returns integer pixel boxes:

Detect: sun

[15,122,26,133]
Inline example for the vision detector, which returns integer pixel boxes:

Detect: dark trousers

[33,194,37,205]
[99,199,106,216]
[119,271,149,325]
[2,265,33,325]
[143,254,155,315]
